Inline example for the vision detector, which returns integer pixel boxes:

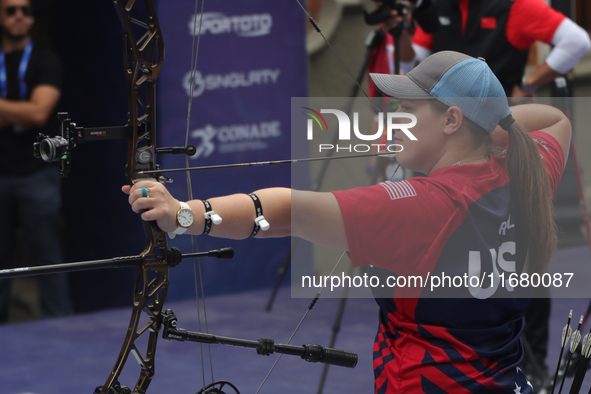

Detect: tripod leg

[265,238,297,311]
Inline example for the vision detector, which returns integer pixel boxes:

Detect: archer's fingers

[127,182,164,206]
[131,196,158,214]
[139,207,162,223]
[134,198,177,231]
[129,180,160,196]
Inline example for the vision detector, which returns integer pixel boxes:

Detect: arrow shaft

[139,152,396,175]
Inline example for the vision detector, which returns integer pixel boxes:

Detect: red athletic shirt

[332,131,565,393]
[413,0,565,51]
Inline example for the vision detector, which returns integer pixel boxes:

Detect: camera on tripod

[364,0,409,26]
[364,0,440,34]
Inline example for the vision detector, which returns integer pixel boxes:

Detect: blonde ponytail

[505,121,557,273]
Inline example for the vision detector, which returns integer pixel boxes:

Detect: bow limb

[97,1,168,393]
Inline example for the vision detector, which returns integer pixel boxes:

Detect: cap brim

[370,73,434,100]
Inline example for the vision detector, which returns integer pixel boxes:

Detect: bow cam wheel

[195,380,240,394]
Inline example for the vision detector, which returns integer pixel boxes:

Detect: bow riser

[98,1,168,393]
[114,0,163,182]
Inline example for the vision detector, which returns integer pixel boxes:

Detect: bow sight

[33,112,197,178]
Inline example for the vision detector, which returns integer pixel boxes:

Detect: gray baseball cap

[370,51,512,133]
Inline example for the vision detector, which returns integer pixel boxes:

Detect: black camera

[364,0,407,26]
[364,0,441,34]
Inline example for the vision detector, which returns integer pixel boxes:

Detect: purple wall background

[156,1,308,300]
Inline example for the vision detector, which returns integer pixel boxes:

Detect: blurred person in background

[0,0,73,323]
[402,0,591,97]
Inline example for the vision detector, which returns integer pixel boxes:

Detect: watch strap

[169,201,192,238]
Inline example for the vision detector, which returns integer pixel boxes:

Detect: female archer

[124,51,570,393]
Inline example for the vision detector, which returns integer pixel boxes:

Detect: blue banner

[156,1,307,299]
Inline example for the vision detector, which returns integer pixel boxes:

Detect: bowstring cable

[294,0,382,114]
[256,2,393,390]
[255,251,347,393]
[185,0,214,388]
[180,2,387,391]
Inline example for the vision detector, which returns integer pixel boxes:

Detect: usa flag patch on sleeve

[379,180,417,200]
[533,138,549,152]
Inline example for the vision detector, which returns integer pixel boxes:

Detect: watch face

[177,208,194,228]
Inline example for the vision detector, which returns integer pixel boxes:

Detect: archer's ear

[442,106,463,136]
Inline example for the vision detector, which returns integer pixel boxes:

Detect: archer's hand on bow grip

[123,181,181,233]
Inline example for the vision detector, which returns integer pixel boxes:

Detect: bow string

[183,0,219,390]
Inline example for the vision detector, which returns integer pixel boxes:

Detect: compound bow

[25,1,359,394]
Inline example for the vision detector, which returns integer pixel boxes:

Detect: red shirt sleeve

[530,130,566,194]
[506,0,566,50]
[412,25,434,51]
[331,179,455,275]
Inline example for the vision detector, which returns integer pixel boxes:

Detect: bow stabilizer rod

[0,247,234,279]
[161,310,358,368]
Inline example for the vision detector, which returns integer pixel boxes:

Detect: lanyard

[0,41,33,99]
